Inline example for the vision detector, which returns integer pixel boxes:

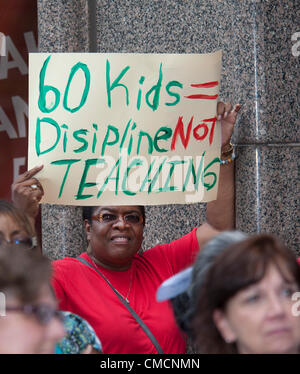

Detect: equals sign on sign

[185,81,219,100]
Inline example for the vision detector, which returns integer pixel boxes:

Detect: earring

[86,243,92,254]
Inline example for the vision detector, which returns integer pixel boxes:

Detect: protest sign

[28,51,222,205]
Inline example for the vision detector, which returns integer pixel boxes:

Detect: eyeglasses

[0,236,37,249]
[91,212,143,225]
[5,304,65,325]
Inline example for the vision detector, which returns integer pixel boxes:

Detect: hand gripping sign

[28,51,222,206]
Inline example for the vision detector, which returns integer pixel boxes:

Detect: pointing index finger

[15,165,44,184]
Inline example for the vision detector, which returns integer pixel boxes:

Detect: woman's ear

[213,309,237,344]
[84,219,92,242]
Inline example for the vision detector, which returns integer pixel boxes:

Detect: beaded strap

[219,142,236,165]
[219,150,236,165]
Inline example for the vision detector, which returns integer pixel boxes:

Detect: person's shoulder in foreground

[55,311,102,354]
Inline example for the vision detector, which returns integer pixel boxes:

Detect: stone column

[38,0,90,259]
[38,0,299,259]
[233,0,300,254]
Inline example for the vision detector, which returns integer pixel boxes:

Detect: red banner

[0,0,37,200]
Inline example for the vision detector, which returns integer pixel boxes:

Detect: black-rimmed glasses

[0,236,37,249]
[5,304,65,325]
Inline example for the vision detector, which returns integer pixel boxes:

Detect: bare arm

[206,102,240,231]
[206,154,235,230]
[196,102,240,246]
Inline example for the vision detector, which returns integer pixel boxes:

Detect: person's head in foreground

[0,199,38,253]
[192,234,300,354]
[156,230,248,336]
[0,245,65,353]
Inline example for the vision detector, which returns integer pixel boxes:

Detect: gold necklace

[90,256,133,303]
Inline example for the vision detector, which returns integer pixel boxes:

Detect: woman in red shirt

[13,102,240,353]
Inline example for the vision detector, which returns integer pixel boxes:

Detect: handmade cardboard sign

[28,51,222,205]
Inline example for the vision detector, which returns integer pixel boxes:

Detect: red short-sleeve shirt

[52,228,199,354]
